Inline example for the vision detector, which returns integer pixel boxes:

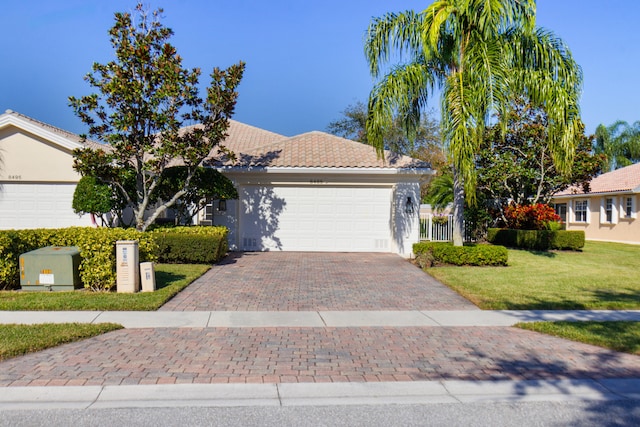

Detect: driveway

[160,252,479,311]
[2,252,640,389]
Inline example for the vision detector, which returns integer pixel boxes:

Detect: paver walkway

[160,252,477,311]
[1,326,640,386]
[1,252,640,391]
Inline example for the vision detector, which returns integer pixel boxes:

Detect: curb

[0,379,638,410]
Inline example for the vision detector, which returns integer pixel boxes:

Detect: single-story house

[551,162,640,244]
[0,110,432,257]
[0,110,96,229]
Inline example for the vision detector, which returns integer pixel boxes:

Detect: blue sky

[1,1,638,138]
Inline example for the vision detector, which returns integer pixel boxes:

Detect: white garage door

[239,185,392,252]
[0,183,93,229]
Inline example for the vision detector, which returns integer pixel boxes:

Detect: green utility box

[19,246,82,291]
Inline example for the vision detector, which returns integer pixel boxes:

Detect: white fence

[420,213,453,241]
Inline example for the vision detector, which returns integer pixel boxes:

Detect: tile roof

[214,130,431,169]
[1,109,107,151]
[3,110,431,170]
[556,162,640,195]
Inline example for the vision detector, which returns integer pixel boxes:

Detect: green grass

[0,264,210,311]
[0,323,123,361]
[427,241,640,310]
[517,321,640,355]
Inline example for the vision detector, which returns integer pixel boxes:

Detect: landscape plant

[365,0,583,246]
[70,3,244,231]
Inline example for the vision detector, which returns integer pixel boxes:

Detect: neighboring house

[0,111,432,257]
[551,162,640,244]
[0,110,96,229]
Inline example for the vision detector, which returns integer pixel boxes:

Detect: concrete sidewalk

[1,309,640,328]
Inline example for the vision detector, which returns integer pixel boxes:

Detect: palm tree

[365,0,582,245]
[595,121,640,171]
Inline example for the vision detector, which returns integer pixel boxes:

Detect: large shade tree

[365,0,582,245]
[594,120,640,172]
[477,98,604,224]
[70,4,244,231]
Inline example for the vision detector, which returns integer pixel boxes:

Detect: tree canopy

[594,120,640,171]
[477,99,604,222]
[69,4,244,231]
[364,0,582,245]
[327,101,444,166]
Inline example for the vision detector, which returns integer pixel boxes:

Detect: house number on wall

[7,175,22,180]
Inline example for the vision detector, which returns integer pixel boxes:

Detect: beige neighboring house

[0,111,432,257]
[0,110,100,229]
[551,162,640,244]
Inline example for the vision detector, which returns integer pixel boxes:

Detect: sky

[1,1,639,138]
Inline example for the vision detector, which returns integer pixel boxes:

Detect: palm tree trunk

[452,166,465,246]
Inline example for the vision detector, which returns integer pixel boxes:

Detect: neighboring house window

[623,196,636,219]
[201,199,214,225]
[554,203,567,223]
[600,197,617,224]
[574,200,588,223]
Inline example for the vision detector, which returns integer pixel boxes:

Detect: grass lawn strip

[0,264,210,311]
[427,241,640,310]
[0,323,123,361]
[517,321,640,355]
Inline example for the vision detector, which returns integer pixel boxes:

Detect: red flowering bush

[503,203,561,230]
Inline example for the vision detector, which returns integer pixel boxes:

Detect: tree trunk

[452,166,465,246]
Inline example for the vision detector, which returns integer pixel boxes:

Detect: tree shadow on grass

[497,296,589,310]
[591,289,640,308]
[524,249,557,258]
[155,271,186,291]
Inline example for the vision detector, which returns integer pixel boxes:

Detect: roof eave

[214,166,434,175]
[553,189,636,199]
[0,112,84,152]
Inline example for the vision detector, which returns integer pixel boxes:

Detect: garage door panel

[0,183,93,229]
[240,185,391,252]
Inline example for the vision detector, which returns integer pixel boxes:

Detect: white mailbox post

[116,240,140,293]
[140,262,156,292]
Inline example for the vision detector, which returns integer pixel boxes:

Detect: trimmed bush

[413,242,508,266]
[152,226,228,263]
[0,227,157,291]
[550,229,585,251]
[487,228,585,251]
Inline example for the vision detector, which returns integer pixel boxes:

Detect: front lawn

[0,263,210,311]
[517,321,640,355]
[0,323,123,361]
[427,241,640,310]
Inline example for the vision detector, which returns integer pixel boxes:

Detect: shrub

[504,203,561,230]
[413,242,508,266]
[0,227,157,291]
[487,228,585,251]
[152,226,229,263]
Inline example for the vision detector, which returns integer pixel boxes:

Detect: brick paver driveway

[2,252,640,388]
[2,326,640,386]
[160,252,478,311]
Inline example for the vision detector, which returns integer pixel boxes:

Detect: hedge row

[152,226,228,264]
[413,242,508,267]
[0,228,157,291]
[486,228,585,251]
[0,226,229,291]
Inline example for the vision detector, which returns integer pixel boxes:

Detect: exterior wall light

[218,199,227,212]
[405,196,415,214]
